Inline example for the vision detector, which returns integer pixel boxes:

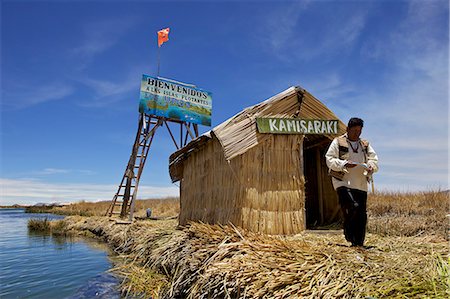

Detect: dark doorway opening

[303,136,342,229]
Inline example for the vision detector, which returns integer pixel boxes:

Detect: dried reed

[42,197,180,218]
[34,191,449,298]
[27,218,51,232]
[367,190,449,239]
[27,218,68,235]
[61,215,448,299]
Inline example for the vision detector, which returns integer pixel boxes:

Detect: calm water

[0,209,120,298]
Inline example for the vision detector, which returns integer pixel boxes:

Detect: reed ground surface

[27,191,449,298]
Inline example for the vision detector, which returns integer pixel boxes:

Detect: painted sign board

[256,117,339,135]
[139,74,212,126]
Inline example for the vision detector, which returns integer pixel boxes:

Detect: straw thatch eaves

[169,86,346,235]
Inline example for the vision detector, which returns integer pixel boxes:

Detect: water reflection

[0,209,119,298]
[27,230,67,247]
[27,230,93,250]
[67,273,121,299]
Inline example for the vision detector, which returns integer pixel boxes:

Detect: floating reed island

[28,191,449,299]
[27,85,449,298]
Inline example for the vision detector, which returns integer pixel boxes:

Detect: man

[325,117,378,247]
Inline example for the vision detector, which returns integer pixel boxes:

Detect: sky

[1,0,449,205]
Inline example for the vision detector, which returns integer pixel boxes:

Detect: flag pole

[157,45,161,77]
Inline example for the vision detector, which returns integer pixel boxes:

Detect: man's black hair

[348,117,364,128]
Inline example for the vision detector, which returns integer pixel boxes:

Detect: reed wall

[179,134,306,235]
[179,136,243,227]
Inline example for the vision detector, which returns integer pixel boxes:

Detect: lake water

[0,209,120,298]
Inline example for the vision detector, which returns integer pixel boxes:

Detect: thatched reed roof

[169,86,346,182]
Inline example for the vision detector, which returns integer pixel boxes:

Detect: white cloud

[1,83,74,110]
[303,73,356,104]
[25,168,97,176]
[0,178,179,206]
[2,16,140,111]
[37,168,71,175]
[77,74,138,108]
[355,2,448,191]
[317,11,367,56]
[259,3,368,62]
[294,2,449,191]
[71,17,138,68]
[263,1,310,52]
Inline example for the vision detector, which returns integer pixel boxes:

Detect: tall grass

[48,197,180,217]
[367,190,448,239]
[28,218,51,232]
[28,218,68,235]
[25,206,55,213]
[29,191,448,239]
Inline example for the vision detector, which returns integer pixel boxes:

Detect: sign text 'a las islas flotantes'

[256,118,339,134]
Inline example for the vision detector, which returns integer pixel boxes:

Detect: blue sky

[1,0,448,205]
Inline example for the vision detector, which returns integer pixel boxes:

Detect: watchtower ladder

[106,113,199,220]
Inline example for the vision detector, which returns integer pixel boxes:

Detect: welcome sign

[139,75,212,126]
[256,118,339,135]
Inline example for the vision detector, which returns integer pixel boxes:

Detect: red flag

[157,28,170,47]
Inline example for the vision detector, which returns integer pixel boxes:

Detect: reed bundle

[63,216,448,298]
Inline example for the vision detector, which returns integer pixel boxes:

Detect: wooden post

[121,176,132,217]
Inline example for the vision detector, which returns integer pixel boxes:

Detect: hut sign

[256,117,339,135]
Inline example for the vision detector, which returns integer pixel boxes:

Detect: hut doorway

[303,137,341,229]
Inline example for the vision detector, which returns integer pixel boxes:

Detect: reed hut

[169,86,346,234]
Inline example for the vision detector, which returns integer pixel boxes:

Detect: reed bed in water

[28,218,51,231]
[42,197,180,217]
[28,218,68,235]
[63,216,448,299]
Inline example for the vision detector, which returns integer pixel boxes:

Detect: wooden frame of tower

[105,112,199,220]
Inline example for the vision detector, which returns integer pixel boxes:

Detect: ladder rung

[107,116,153,217]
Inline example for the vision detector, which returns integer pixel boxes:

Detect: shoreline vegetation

[25,191,449,298]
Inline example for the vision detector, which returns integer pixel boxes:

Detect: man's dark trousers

[337,187,367,246]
